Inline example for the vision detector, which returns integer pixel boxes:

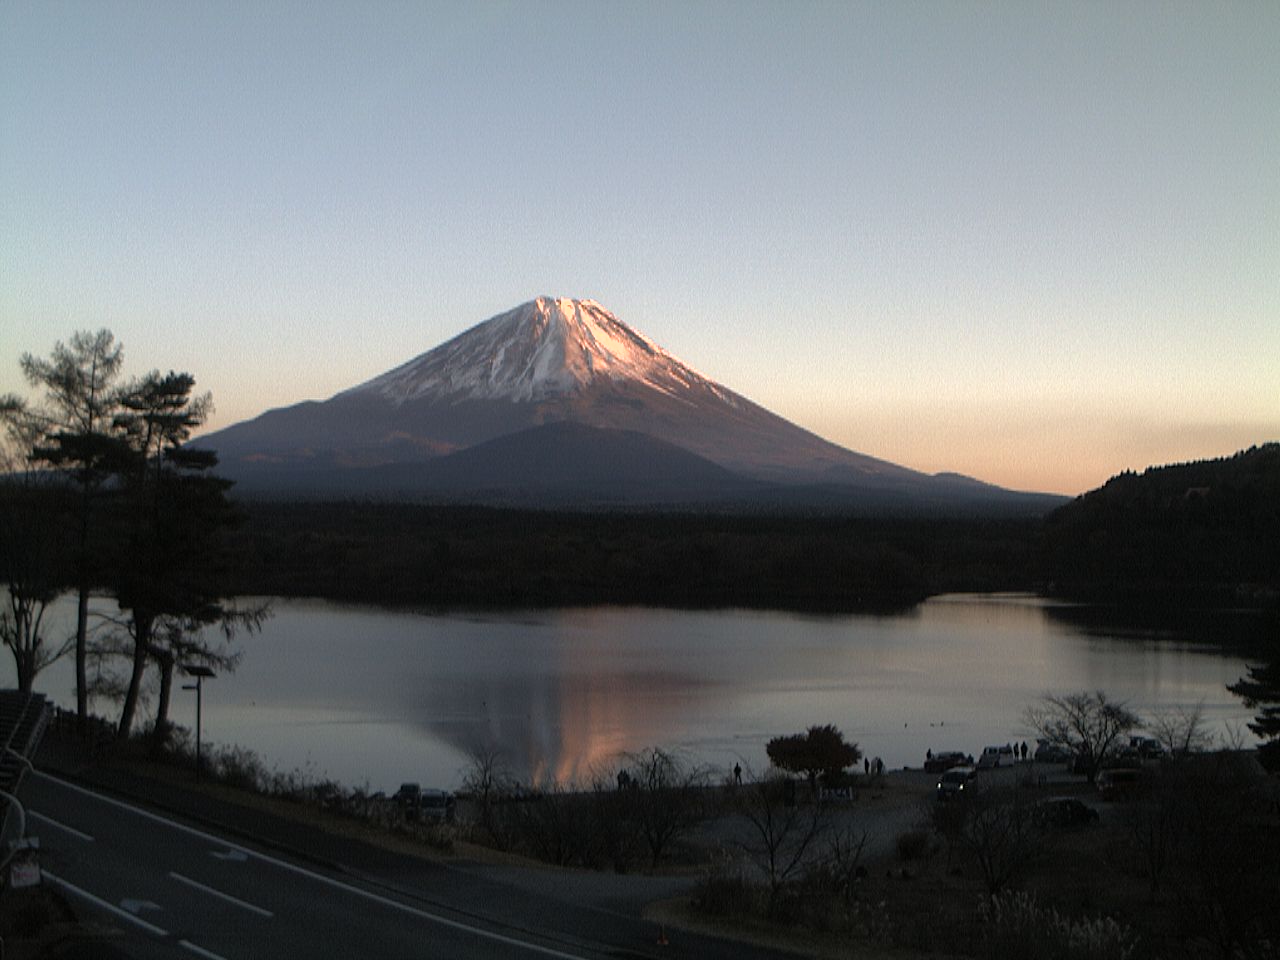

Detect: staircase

[0,690,51,795]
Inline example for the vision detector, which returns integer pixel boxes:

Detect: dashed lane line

[170,870,275,918]
[179,939,231,960]
[30,810,95,842]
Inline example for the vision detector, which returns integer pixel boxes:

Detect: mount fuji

[196,297,1061,513]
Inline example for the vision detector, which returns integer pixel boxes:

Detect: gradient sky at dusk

[3,1,1276,495]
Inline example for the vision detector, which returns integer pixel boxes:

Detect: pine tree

[1229,654,1280,771]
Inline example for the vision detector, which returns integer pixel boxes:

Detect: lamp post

[181,664,216,782]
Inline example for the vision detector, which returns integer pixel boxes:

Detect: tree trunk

[76,583,89,728]
[8,601,35,693]
[152,648,175,746]
[75,476,92,731]
[117,613,153,739]
[16,649,34,694]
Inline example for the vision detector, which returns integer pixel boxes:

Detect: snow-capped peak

[346,297,737,406]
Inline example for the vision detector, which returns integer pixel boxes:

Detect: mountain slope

[196,296,1059,512]
[203,297,908,480]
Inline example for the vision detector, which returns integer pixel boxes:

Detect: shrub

[979,890,1139,960]
[896,828,930,862]
[694,866,764,918]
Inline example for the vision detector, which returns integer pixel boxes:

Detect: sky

[2,1,1276,496]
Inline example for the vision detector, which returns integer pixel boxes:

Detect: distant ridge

[196,296,1065,514]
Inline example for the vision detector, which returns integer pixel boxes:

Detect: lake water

[8,594,1262,793]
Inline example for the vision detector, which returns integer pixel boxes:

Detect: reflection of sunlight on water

[420,668,713,786]
[6,594,1263,790]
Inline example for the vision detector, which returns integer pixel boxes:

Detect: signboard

[8,837,40,889]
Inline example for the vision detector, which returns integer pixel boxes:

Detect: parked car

[1070,751,1096,776]
[1033,740,1072,764]
[1128,736,1166,760]
[1096,767,1145,800]
[924,751,970,773]
[1032,797,1100,827]
[419,788,456,822]
[936,765,977,800]
[394,783,456,822]
[394,782,423,820]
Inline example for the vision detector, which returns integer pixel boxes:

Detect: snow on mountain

[343,296,738,407]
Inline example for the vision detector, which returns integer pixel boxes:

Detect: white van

[977,746,1007,769]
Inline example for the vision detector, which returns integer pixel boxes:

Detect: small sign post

[181,664,216,782]
[9,837,40,889]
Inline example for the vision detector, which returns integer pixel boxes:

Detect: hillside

[1043,444,1280,606]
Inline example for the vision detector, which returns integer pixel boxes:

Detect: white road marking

[43,870,170,937]
[180,938,231,960]
[120,898,163,915]
[30,810,95,842]
[170,870,274,918]
[34,770,590,959]
[210,847,248,862]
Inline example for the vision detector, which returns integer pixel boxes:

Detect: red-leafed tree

[766,724,861,786]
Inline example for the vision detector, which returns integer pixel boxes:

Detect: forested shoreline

[220,444,1279,621]
[221,502,1046,612]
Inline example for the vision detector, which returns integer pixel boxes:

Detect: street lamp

[181,664,216,782]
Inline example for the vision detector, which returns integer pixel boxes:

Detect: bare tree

[735,771,831,913]
[460,745,518,850]
[1148,700,1214,757]
[1124,775,1182,895]
[1023,690,1142,782]
[947,785,1040,897]
[621,747,710,867]
[820,825,868,906]
[512,778,595,867]
[0,404,74,691]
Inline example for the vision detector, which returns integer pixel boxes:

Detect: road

[24,770,792,960]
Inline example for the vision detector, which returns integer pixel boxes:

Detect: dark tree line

[214,445,1278,617]
[1043,444,1280,606]
[219,502,1046,613]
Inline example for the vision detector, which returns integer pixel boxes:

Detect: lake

[8,594,1262,793]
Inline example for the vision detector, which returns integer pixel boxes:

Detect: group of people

[925,741,1031,762]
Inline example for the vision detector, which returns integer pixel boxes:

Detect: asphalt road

[24,770,799,960]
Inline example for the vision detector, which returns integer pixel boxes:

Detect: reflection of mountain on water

[417,669,713,785]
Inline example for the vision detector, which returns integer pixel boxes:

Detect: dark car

[394,782,455,823]
[1128,736,1167,760]
[419,788,456,822]
[1096,767,1146,800]
[936,765,977,800]
[1033,797,1100,827]
[1033,740,1072,764]
[925,751,969,773]
[394,782,423,820]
